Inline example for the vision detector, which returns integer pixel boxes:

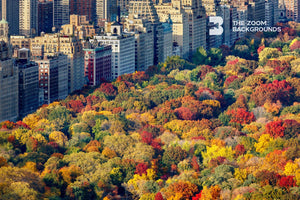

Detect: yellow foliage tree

[12,128,32,145]
[202,145,235,166]
[22,114,41,129]
[254,134,273,153]
[102,147,117,159]
[22,162,37,172]
[59,165,84,184]
[284,161,298,176]
[199,185,221,200]
[234,168,248,183]
[49,131,68,146]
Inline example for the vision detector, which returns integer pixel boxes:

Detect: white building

[124,17,155,71]
[19,0,38,37]
[94,23,135,79]
[162,20,173,61]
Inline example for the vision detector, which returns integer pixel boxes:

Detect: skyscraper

[16,48,39,118]
[1,0,19,35]
[38,0,53,34]
[70,0,96,23]
[34,53,69,104]
[0,41,18,122]
[96,0,118,22]
[19,0,38,37]
[128,0,164,64]
[123,16,155,71]
[282,0,300,22]
[53,0,70,29]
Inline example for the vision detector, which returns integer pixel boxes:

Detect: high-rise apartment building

[155,2,190,58]
[70,0,96,23]
[217,4,231,46]
[118,0,130,14]
[0,41,18,122]
[248,0,265,22]
[38,0,53,34]
[181,0,207,53]
[83,45,112,85]
[124,17,155,71]
[53,0,70,29]
[162,19,173,61]
[31,32,84,93]
[94,23,135,79]
[128,0,164,64]
[1,0,19,35]
[34,53,69,104]
[19,0,38,37]
[282,0,300,22]
[96,0,118,23]
[16,48,39,118]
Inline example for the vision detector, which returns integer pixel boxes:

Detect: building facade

[124,17,155,71]
[19,0,38,37]
[1,0,19,35]
[84,45,112,85]
[34,53,68,104]
[38,0,53,34]
[94,23,135,79]
[0,41,18,122]
[70,0,96,23]
[31,32,84,93]
[129,0,164,64]
[16,48,39,118]
[96,0,118,23]
[53,0,70,29]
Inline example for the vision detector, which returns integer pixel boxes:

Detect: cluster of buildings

[0,0,295,122]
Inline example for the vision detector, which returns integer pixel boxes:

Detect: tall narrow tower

[53,0,70,29]
[2,0,19,35]
[19,0,38,37]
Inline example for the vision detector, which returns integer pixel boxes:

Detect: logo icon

[209,16,223,36]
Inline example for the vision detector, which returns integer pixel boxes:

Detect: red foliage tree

[66,100,84,113]
[278,176,296,189]
[227,59,239,66]
[250,80,293,106]
[141,131,153,145]
[265,120,285,138]
[174,107,196,120]
[265,59,291,75]
[235,144,246,156]
[135,163,148,176]
[224,76,239,87]
[155,192,164,200]
[226,108,256,125]
[283,119,300,139]
[98,83,118,96]
[16,121,30,129]
[192,191,202,200]
[1,121,15,129]
[191,156,200,171]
